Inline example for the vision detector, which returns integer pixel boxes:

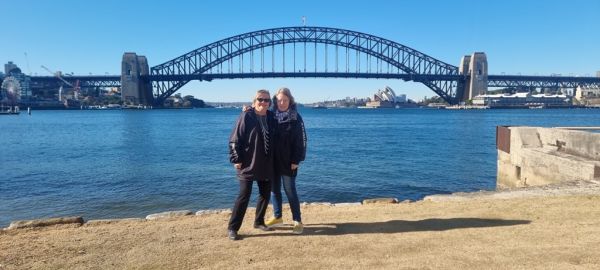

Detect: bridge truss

[150,26,462,105]
[487,75,600,89]
[30,75,121,88]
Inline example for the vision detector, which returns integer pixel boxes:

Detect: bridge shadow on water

[245,218,531,238]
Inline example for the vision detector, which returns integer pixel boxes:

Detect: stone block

[497,126,600,188]
[332,202,362,207]
[362,198,398,204]
[308,202,333,206]
[85,218,145,225]
[145,210,193,220]
[195,209,232,216]
[7,216,84,230]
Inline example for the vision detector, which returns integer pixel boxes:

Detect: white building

[364,86,413,108]
[473,92,570,108]
[575,86,600,105]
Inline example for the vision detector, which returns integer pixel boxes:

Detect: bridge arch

[150,26,463,105]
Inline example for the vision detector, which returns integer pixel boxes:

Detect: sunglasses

[256,98,271,103]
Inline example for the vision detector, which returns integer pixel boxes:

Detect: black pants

[228,180,271,232]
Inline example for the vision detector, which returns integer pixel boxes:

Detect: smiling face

[253,92,271,115]
[276,93,290,112]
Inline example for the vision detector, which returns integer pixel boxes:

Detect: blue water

[1,108,599,227]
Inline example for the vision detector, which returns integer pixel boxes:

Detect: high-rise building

[4,61,18,75]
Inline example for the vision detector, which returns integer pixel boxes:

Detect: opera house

[363,86,415,108]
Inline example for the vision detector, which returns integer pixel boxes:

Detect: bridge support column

[459,52,488,102]
[121,53,153,105]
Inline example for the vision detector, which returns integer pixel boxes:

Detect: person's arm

[229,113,247,168]
[290,114,307,169]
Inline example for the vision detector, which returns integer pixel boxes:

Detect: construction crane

[41,65,78,101]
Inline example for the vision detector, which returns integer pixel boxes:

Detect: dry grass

[1,194,600,269]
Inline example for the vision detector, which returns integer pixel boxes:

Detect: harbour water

[1,108,599,227]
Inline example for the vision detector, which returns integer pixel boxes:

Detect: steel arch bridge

[149,26,463,105]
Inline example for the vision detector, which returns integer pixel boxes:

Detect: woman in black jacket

[264,87,307,234]
[227,89,278,240]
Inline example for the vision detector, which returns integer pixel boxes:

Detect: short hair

[273,87,295,106]
[254,89,271,102]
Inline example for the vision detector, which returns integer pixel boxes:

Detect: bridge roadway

[29,73,600,89]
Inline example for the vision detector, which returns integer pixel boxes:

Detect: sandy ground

[1,182,600,270]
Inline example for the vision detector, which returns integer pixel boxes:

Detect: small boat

[0,105,20,115]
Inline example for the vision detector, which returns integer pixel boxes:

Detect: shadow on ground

[243,218,531,238]
[308,218,531,235]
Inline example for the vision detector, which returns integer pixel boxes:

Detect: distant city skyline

[1,0,599,102]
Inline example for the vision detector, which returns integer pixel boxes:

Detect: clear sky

[1,0,598,103]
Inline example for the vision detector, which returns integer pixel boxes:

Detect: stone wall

[496,126,600,188]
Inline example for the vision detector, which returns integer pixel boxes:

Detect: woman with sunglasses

[227,89,278,240]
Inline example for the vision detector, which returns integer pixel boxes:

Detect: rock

[196,209,232,216]
[332,202,362,207]
[399,199,412,204]
[86,218,145,225]
[219,209,232,215]
[7,216,84,230]
[145,210,193,220]
[362,198,398,204]
[195,210,219,215]
[308,202,333,206]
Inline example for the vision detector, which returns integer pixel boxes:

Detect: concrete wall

[497,126,600,189]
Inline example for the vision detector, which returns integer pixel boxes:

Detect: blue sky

[1,0,598,102]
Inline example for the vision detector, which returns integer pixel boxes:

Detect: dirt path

[1,183,600,269]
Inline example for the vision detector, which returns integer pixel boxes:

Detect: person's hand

[291,164,299,170]
[242,105,252,112]
[234,163,242,169]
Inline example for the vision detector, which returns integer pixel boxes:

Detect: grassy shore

[1,182,600,269]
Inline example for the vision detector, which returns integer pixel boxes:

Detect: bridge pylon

[459,52,488,102]
[121,53,153,106]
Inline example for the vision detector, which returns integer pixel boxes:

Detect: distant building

[472,93,571,108]
[1,62,31,102]
[575,86,600,106]
[596,71,600,78]
[4,61,18,75]
[364,86,415,108]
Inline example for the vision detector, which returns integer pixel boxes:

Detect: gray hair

[254,89,271,102]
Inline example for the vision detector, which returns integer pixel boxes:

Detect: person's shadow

[245,218,530,237]
[309,218,531,235]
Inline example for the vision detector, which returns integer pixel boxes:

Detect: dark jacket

[273,107,307,177]
[229,110,277,181]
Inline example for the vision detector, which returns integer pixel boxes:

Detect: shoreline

[4,180,599,230]
[2,180,600,269]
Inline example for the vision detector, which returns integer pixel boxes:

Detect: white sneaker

[293,221,304,234]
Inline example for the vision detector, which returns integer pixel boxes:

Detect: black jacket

[274,108,307,177]
[229,110,277,181]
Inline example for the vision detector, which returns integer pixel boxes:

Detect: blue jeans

[271,174,302,222]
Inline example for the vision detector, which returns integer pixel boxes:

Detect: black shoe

[253,224,273,231]
[228,230,239,240]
